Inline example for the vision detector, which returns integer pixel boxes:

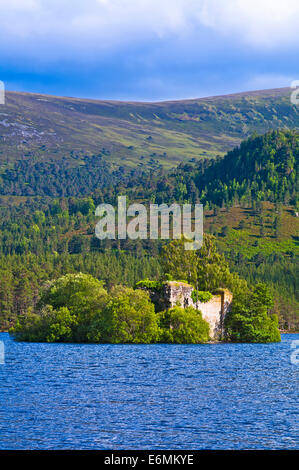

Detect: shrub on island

[11,273,281,344]
[12,273,108,342]
[87,286,160,344]
[225,283,281,343]
[135,279,164,291]
[12,306,77,343]
[191,290,213,304]
[10,273,211,344]
[159,306,210,344]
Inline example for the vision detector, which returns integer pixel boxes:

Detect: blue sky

[0,0,299,101]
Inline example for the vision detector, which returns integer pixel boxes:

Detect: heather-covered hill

[0,87,298,169]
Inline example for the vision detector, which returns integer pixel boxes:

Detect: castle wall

[143,281,233,340]
[197,295,223,339]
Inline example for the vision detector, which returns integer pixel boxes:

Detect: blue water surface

[0,332,298,450]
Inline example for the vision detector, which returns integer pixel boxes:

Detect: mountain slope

[0,87,298,169]
[0,128,298,330]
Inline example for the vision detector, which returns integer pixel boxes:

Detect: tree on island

[225,283,280,343]
[160,234,247,294]
[88,286,160,344]
[160,235,280,343]
[11,237,280,343]
[159,306,210,344]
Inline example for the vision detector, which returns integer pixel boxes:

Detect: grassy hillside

[0,87,298,169]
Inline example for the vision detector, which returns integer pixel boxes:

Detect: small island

[11,235,281,344]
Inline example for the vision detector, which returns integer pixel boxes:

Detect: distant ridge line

[5,86,292,106]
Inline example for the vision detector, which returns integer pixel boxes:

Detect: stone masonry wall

[144,281,232,340]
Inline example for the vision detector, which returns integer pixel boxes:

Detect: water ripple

[0,333,298,449]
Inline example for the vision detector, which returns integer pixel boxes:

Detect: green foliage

[160,237,198,285]
[38,272,108,341]
[191,290,213,304]
[11,306,77,343]
[0,128,298,332]
[0,249,161,330]
[10,273,280,344]
[11,272,109,342]
[225,283,281,343]
[89,287,160,344]
[135,279,163,291]
[193,130,299,209]
[39,272,107,313]
[160,235,247,295]
[159,306,210,344]
[11,275,161,344]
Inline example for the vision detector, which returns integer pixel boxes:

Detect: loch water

[0,332,298,449]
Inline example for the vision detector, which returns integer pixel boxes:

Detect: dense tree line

[0,252,161,330]
[127,130,299,209]
[0,154,129,197]
[11,272,211,344]
[0,130,298,331]
[11,237,280,344]
[0,131,298,210]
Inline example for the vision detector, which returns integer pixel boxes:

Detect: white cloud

[0,0,297,99]
[0,0,299,47]
[198,0,299,48]
[0,0,299,61]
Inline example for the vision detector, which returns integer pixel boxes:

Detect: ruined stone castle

[142,281,233,340]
